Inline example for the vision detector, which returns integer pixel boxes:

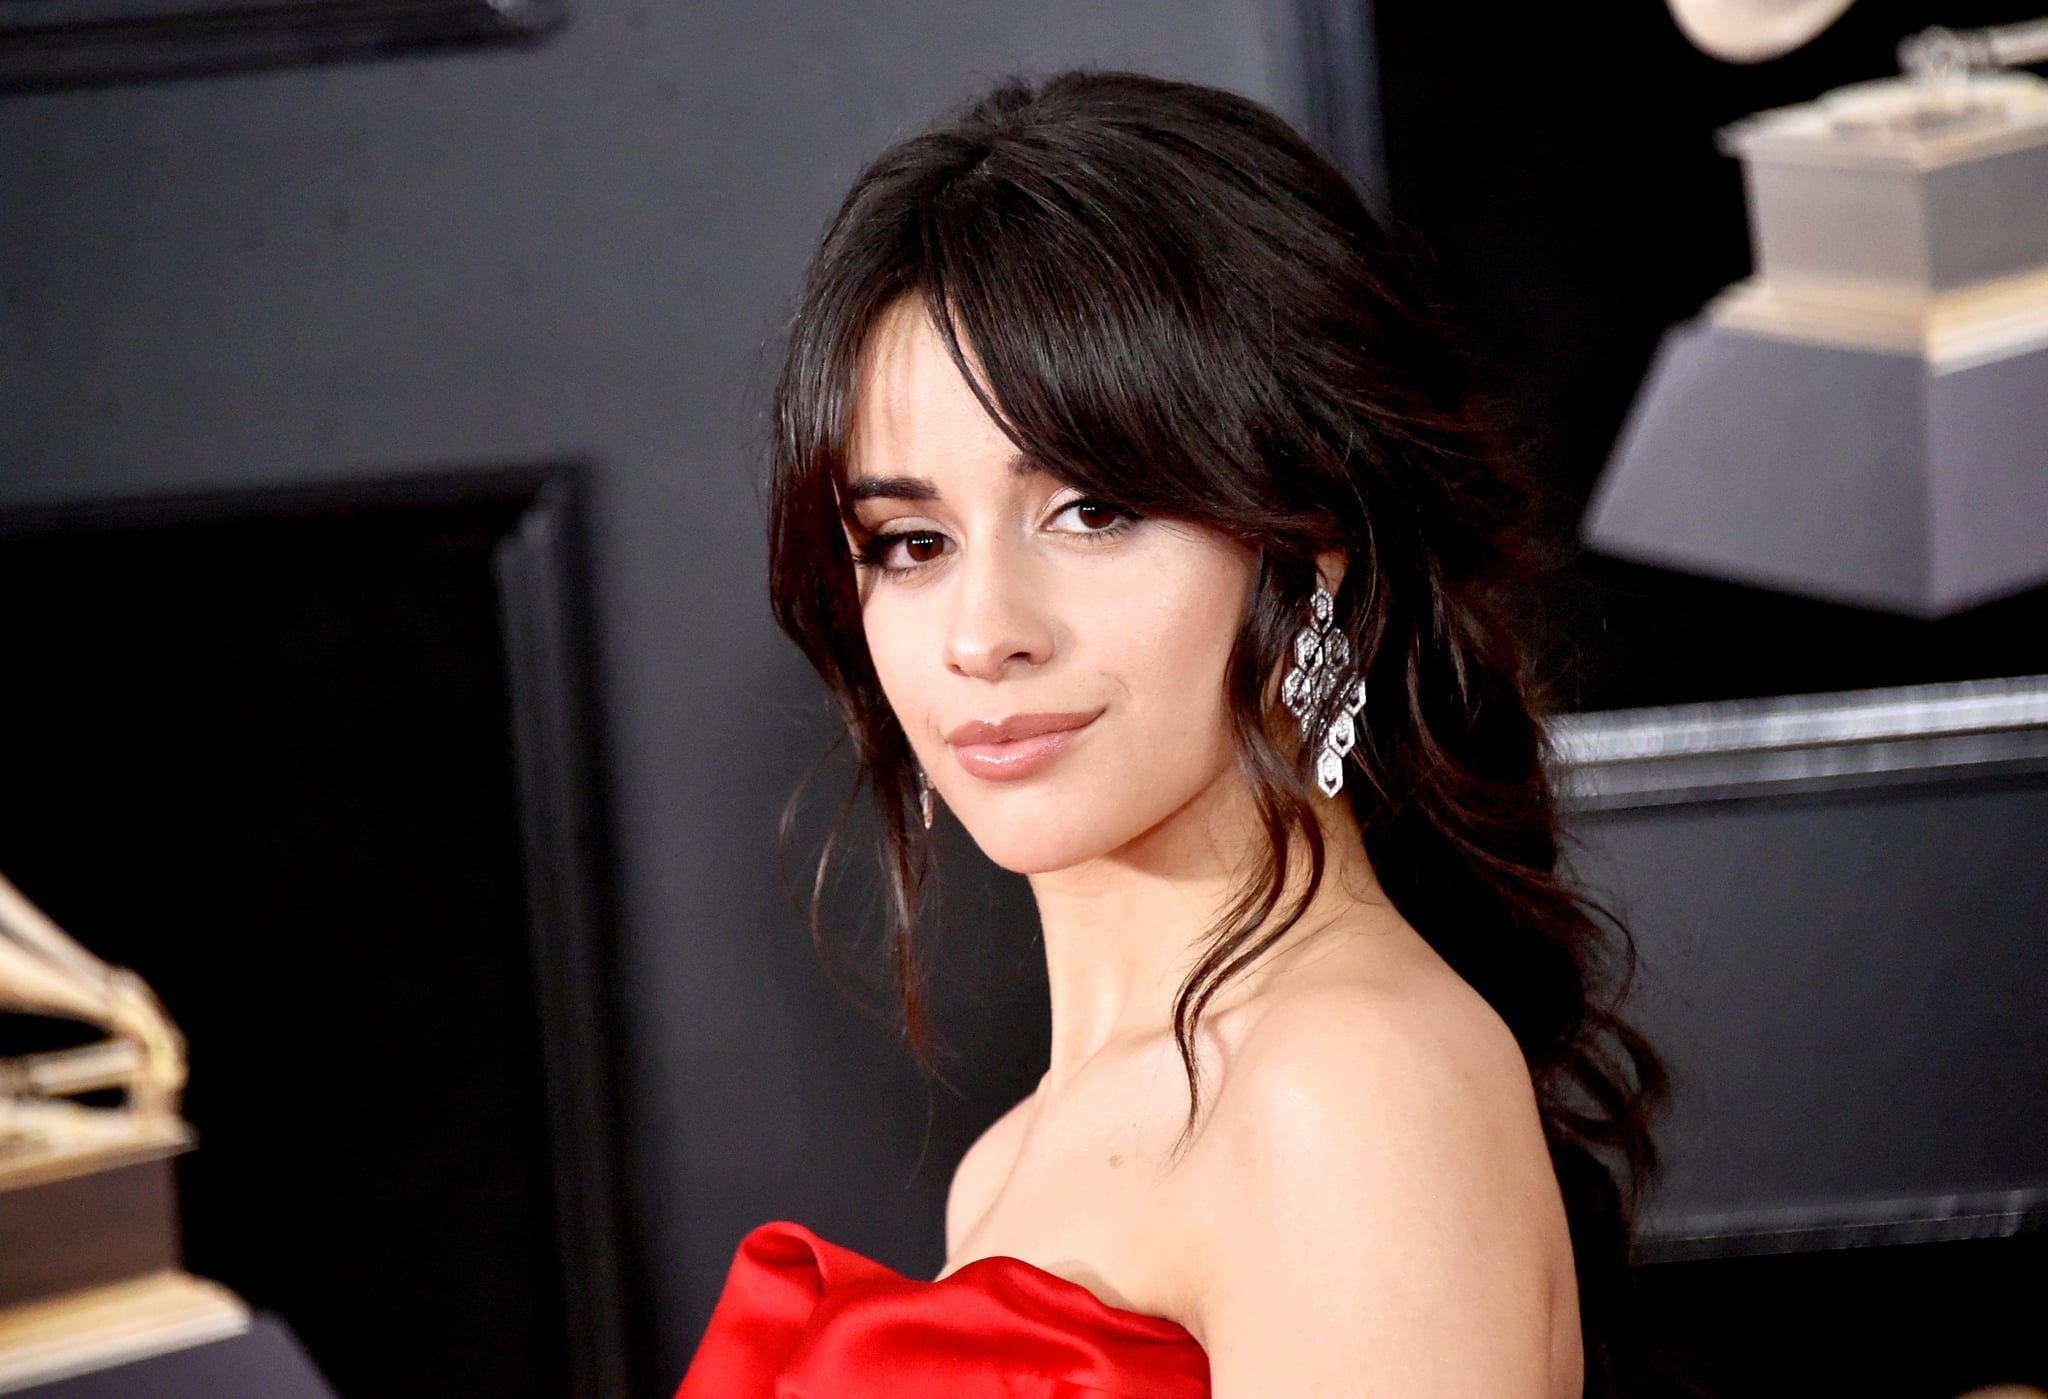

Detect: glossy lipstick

[946,710,1100,781]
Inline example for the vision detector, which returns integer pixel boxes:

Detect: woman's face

[844,299,1259,876]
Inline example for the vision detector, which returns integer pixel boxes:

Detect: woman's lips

[946,710,1101,781]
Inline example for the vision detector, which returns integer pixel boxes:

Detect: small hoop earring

[915,766,935,831]
[1280,585,1366,798]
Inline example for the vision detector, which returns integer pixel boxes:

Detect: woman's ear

[1313,550,1348,596]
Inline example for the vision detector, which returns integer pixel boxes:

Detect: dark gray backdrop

[0,1,1341,1385]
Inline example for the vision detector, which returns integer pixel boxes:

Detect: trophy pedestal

[0,1132,249,1393]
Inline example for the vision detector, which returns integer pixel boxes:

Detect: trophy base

[0,1127,248,1392]
[0,1271,249,1395]
[0,1131,192,1309]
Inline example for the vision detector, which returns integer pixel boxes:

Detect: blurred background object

[0,872,253,1391]
[0,476,622,1399]
[1,870,188,1134]
[1667,0,1863,62]
[1587,5,2048,615]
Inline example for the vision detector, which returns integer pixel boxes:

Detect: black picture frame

[0,465,630,1399]
[491,469,632,1399]
[0,0,565,94]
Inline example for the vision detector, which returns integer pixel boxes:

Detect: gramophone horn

[1666,0,1859,61]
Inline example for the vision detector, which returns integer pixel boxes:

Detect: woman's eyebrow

[844,475,937,503]
[843,453,1037,504]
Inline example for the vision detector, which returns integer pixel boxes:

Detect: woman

[677,70,1661,1398]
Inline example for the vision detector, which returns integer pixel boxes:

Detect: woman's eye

[1049,499,1137,533]
[897,532,946,563]
[860,529,950,571]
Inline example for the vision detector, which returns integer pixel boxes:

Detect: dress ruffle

[675,1220,1210,1398]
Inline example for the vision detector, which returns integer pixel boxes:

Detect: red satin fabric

[674,1221,1211,1398]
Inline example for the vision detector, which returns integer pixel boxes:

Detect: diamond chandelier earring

[1281,586,1367,798]
[915,766,935,831]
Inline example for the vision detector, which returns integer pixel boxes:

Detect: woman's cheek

[863,601,933,745]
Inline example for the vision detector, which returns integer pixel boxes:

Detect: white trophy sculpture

[1585,4,2048,614]
[0,871,247,1391]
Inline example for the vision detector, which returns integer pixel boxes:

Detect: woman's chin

[961,833,1102,877]
[948,815,1119,878]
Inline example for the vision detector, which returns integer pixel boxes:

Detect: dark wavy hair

[766,70,1664,1396]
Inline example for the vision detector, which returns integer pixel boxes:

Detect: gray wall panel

[1573,781,2048,1217]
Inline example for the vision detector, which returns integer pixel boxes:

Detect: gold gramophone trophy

[0,871,247,1391]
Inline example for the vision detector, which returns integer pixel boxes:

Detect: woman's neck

[1025,772,1382,1086]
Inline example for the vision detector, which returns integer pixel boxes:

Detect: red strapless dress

[674,1221,1211,1397]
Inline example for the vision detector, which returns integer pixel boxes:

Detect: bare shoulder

[1209,966,1544,1160]
[944,1091,1034,1258]
[1173,964,1579,1397]
[1188,971,1556,1246]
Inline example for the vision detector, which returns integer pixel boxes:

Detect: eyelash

[854,499,1141,575]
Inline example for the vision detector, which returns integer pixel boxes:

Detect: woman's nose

[943,543,1054,681]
